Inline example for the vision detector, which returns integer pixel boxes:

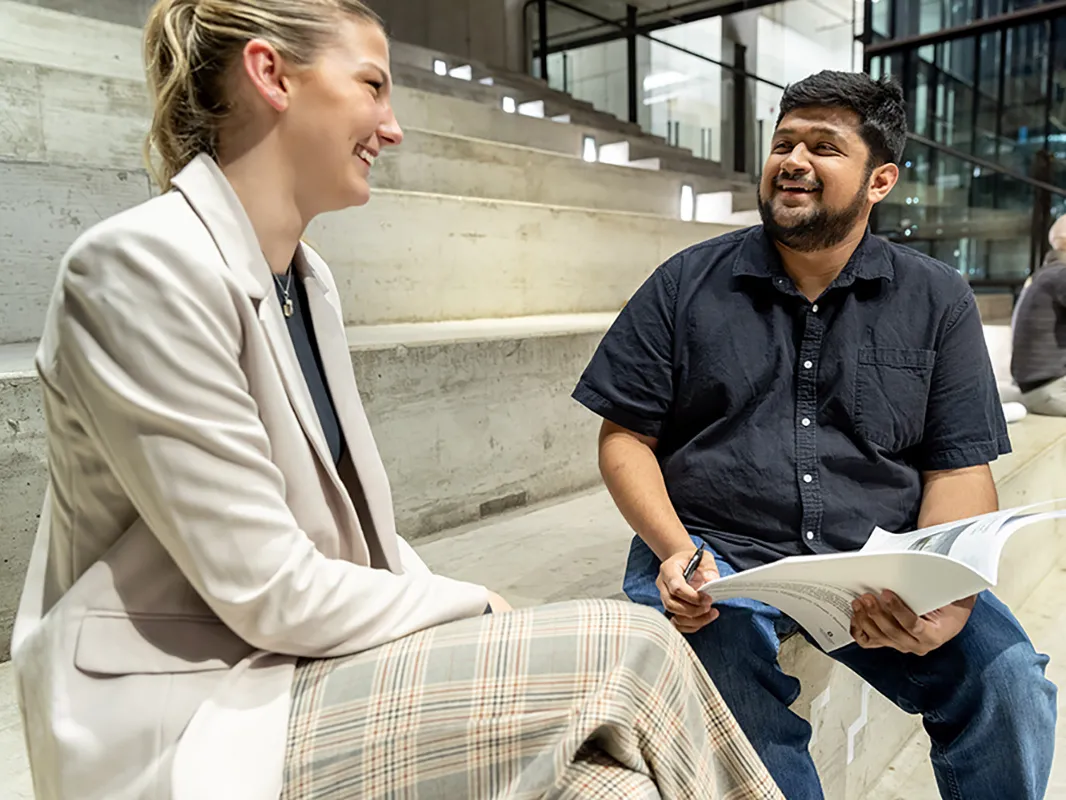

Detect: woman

[11,2,782,799]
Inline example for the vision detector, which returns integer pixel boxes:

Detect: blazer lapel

[297,246,403,572]
[170,155,347,500]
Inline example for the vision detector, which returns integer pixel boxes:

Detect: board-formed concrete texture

[0,158,729,344]
[0,317,614,658]
[0,162,154,345]
[309,192,732,325]
[0,57,750,219]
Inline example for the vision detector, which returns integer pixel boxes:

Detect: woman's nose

[379,108,403,147]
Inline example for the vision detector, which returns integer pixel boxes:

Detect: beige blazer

[12,154,490,800]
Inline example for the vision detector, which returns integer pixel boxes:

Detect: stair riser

[309,190,733,325]
[0,63,736,219]
[0,161,735,344]
[0,162,154,345]
[0,330,606,658]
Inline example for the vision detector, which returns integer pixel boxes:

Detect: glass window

[999,21,1051,176]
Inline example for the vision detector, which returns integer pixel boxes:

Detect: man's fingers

[672,607,719,633]
[662,593,707,617]
[857,594,921,652]
[664,566,704,604]
[850,608,884,648]
[881,591,925,638]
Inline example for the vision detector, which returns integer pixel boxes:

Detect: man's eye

[367,81,383,94]
[773,143,791,152]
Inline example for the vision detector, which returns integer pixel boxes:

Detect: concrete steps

[0,0,743,670]
[0,1,733,182]
[0,160,732,343]
[0,313,614,654]
[0,58,751,219]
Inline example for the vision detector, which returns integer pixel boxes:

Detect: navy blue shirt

[276,271,346,465]
[573,226,1011,572]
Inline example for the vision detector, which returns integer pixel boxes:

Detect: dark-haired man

[573,70,1055,799]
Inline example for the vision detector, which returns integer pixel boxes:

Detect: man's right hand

[657,548,719,634]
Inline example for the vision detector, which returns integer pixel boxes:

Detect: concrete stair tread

[0,313,620,376]
[0,3,728,190]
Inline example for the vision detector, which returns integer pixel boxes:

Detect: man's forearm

[599,422,693,561]
[918,464,999,529]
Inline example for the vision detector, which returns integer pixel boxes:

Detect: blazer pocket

[74,611,254,675]
[855,347,936,451]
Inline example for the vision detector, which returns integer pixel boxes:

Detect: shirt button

[806,531,815,540]
[801,417,811,427]
[803,474,813,483]
[803,360,813,369]
[812,304,820,313]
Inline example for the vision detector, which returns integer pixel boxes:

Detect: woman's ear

[242,38,288,111]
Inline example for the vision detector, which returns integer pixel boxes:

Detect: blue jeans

[623,535,1057,800]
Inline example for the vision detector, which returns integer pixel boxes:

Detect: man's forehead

[775,107,862,138]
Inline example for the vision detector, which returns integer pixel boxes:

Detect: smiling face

[758,106,896,252]
[274,16,402,214]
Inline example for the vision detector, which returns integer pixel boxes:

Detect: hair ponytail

[142,0,383,191]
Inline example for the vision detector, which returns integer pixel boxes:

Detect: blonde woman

[11,2,781,799]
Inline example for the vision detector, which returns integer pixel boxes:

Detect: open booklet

[696,500,1066,652]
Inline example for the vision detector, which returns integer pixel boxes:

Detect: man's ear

[868,162,900,205]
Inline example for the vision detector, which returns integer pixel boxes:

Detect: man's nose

[780,143,811,174]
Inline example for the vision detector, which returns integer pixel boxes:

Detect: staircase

[0,0,755,661]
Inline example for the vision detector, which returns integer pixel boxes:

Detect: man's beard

[758,178,869,253]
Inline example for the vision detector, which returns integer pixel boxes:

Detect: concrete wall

[373,0,527,72]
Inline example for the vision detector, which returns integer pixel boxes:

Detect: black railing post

[626,5,638,123]
[734,43,748,174]
[538,0,549,82]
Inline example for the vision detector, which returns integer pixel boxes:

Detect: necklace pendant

[283,297,294,318]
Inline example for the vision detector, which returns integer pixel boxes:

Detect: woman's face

[276,17,402,215]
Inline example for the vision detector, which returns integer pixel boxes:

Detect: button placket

[796,310,824,550]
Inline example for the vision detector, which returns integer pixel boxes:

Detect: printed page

[698,550,991,652]
[862,500,1066,583]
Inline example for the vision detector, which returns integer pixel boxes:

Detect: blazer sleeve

[55,224,489,658]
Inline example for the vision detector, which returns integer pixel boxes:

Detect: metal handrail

[526,0,786,91]
[906,133,1066,197]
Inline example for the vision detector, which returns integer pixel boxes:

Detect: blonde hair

[142,0,382,190]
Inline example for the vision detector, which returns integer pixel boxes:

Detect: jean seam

[931,740,965,800]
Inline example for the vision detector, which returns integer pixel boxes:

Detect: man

[1012,215,1066,416]
[572,71,1056,799]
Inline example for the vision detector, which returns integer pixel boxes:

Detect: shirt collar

[732,225,895,287]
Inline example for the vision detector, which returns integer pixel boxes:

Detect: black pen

[665,542,707,619]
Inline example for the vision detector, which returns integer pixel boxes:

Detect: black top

[1011,254,1066,393]
[275,270,346,465]
[573,226,1010,572]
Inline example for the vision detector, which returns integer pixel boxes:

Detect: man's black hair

[775,71,907,166]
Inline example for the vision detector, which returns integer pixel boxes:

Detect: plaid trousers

[282,599,782,800]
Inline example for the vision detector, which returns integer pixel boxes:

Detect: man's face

[758,106,883,252]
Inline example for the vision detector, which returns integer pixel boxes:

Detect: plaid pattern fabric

[282,599,782,800]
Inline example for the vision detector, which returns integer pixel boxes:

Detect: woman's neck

[218,145,305,275]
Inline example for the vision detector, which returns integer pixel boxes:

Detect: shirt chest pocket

[854,347,936,451]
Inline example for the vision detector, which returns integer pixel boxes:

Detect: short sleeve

[572,258,679,438]
[916,293,1012,471]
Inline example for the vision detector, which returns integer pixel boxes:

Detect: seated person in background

[573,70,1056,800]
[1011,214,1066,416]
[11,2,782,799]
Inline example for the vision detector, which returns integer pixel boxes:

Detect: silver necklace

[273,265,294,318]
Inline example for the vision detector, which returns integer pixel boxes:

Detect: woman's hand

[487,591,513,613]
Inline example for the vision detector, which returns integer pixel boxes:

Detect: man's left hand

[851,591,976,656]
